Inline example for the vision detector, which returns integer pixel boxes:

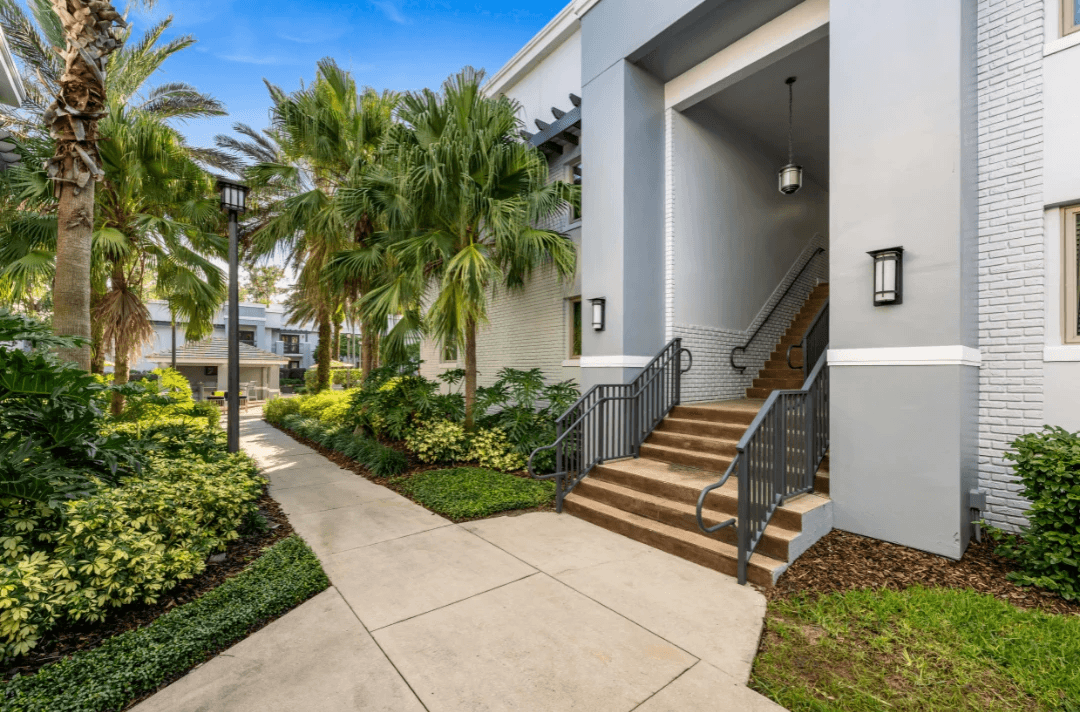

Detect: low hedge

[390,467,555,520]
[279,415,407,478]
[0,452,265,661]
[0,536,328,712]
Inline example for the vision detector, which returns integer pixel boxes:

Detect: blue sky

[113,0,567,150]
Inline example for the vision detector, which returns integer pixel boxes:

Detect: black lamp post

[217,178,250,453]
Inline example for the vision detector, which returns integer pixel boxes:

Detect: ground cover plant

[753,530,1080,711]
[390,467,555,521]
[753,586,1080,711]
[0,536,328,712]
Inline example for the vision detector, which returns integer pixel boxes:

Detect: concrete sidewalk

[134,414,783,712]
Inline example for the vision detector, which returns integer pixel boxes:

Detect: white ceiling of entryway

[696,36,830,190]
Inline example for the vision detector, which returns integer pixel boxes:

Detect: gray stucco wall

[830,0,979,558]
[672,105,828,332]
[580,59,666,390]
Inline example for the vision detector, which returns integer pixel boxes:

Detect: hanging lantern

[778,76,803,195]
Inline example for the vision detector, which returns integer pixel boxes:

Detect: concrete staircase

[563,286,832,587]
[747,282,829,399]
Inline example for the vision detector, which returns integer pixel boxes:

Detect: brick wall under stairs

[563,285,832,587]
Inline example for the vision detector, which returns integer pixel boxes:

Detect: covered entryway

[146,338,289,401]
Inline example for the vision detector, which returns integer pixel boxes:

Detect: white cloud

[371,0,407,24]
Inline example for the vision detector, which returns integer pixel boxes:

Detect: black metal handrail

[786,301,829,375]
[528,339,692,511]
[699,325,829,585]
[730,246,825,373]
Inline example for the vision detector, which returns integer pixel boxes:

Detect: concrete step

[656,417,747,441]
[751,376,805,391]
[669,403,760,426]
[645,430,738,457]
[746,387,774,399]
[563,494,787,586]
[590,458,826,532]
[639,442,731,472]
[758,367,804,380]
[572,477,798,562]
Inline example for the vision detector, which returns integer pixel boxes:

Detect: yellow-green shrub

[406,420,469,464]
[467,428,526,472]
[0,454,265,662]
[264,396,301,424]
[296,390,352,421]
[319,398,352,426]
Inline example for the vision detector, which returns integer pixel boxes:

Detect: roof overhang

[0,27,26,107]
[147,357,289,366]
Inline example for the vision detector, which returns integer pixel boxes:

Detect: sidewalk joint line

[368,571,541,632]
[628,659,701,711]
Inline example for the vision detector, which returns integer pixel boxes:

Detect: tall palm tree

[236,59,399,391]
[346,68,579,429]
[0,4,228,404]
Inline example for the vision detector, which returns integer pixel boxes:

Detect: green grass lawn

[390,467,555,521]
[752,586,1080,711]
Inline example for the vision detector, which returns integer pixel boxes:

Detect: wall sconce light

[590,297,606,331]
[868,247,904,306]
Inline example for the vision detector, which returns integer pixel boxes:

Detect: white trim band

[1043,346,1080,362]
[580,355,656,368]
[828,346,982,367]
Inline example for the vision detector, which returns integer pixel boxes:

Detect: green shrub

[392,467,554,520]
[303,366,360,391]
[0,311,142,509]
[405,419,469,464]
[0,536,328,712]
[350,370,464,440]
[0,453,265,661]
[994,426,1080,601]
[319,398,352,426]
[118,368,195,423]
[296,390,352,422]
[264,396,301,424]
[468,428,526,472]
[278,416,407,477]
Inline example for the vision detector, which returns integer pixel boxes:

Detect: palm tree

[0,5,228,407]
[346,68,578,429]
[43,0,127,369]
[234,59,399,391]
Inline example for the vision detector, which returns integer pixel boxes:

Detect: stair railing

[697,305,829,585]
[528,339,693,512]
[730,246,825,373]
[786,300,830,376]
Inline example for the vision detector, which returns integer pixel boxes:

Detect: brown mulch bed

[2,492,295,682]
[768,529,1080,616]
[266,420,556,521]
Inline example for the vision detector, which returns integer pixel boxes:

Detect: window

[569,298,583,358]
[239,329,256,346]
[441,343,458,362]
[283,334,300,354]
[570,161,582,222]
[204,366,218,376]
[288,360,301,370]
[1065,205,1080,344]
[1064,0,1080,36]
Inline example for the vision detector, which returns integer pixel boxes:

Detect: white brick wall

[976,0,1045,530]
[673,234,829,403]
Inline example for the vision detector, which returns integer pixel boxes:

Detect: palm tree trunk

[53,181,94,369]
[332,318,341,364]
[108,266,129,415]
[89,286,106,374]
[361,321,378,381]
[317,316,332,393]
[46,0,126,370]
[464,318,477,431]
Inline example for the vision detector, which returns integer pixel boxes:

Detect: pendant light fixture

[778,76,803,195]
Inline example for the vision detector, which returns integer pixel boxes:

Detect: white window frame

[1064,205,1080,344]
[569,160,582,225]
[568,297,583,359]
[1064,0,1080,36]
[440,343,458,364]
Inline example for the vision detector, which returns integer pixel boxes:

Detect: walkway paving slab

[265,461,358,492]
[554,547,767,683]
[463,510,656,575]
[635,661,785,711]
[132,588,425,712]
[271,477,401,516]
[373,574,696,712]
[326,525,537,630]
[290,497,450,557]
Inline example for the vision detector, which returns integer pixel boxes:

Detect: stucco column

[579,59,666,389]
[829,0,979,558]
